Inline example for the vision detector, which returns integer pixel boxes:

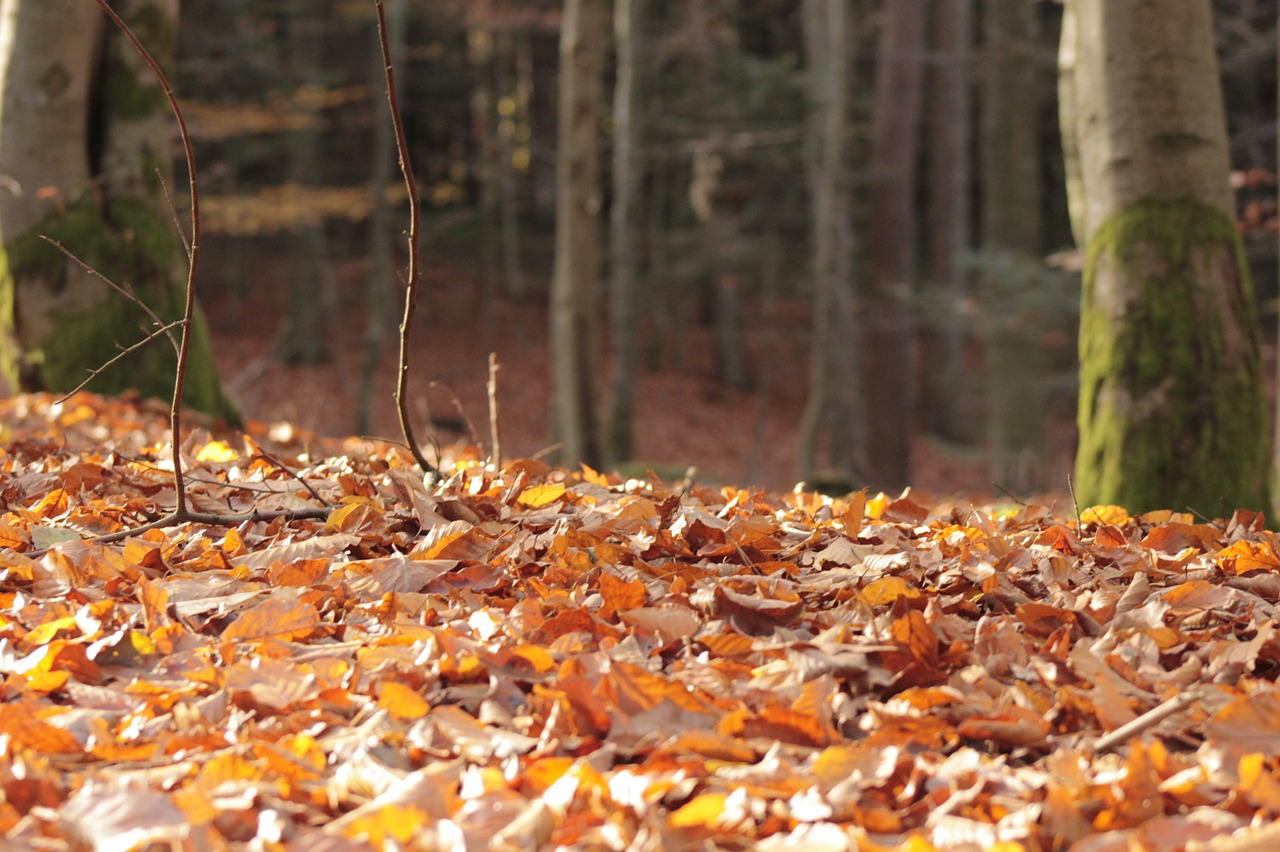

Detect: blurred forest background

[172,0,1279,496]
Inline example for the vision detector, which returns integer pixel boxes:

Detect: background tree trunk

[0,0,236,421]
[981,0,1046,493]
[798,0,860,485]
[277,0,331,366]
[605,0,644,465]
[863,0,926,492]
[1064,0,1267,515]
[550,0,605,468]
[924,0,972,444]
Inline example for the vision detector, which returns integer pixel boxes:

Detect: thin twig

[430,380,482,447]
[40,236,180,352]
[156,167,192,260]
[487,352,501,468]
[252,451,328,504]
[56,319,186,402]
[1067,473,1082,531]
[28,505,335,558]
[374,0,437,477]
[94,0,201,520]
[1093,690,1203,754]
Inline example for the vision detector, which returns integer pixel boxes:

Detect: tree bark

[798,0,860,485]
[863,0,927,492]
[0,0,237,421]
[924,0,972,443]
[550,0,605,468]
[981,0,1045,493]
[277,0,330,366]
[605,0,644,465]
[1064,0,1267,515]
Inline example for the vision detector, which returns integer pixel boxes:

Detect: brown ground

[202,240,1069,502]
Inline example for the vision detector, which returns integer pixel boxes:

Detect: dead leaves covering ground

[2,394,1280,850]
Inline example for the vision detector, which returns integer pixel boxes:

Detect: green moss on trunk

[1,194,239,424]
[1075,195,1266,516]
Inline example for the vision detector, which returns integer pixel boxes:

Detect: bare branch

[39,236,180,353]
[55,319,186,402]
[374,0,438,477]
[93,0,202,520]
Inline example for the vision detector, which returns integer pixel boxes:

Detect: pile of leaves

[2,393,1280,850]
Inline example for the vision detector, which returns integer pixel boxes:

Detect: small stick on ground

[1093,690,1203,754]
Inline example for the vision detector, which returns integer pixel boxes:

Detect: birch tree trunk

[550,0,605,468]
[0,0,236,420]
[1063,0,1267,515]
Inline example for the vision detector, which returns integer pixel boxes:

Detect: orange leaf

[599,572,646,619]
[377,680,431,721]
[222,599,323,642]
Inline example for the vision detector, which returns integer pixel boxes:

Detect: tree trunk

[1064,0,1267,516]
[798,0,860,484]
[277,1,330,366]
[981,0,1045,493]
[863,0,926,492]
[605,0,645,465]
[0,0,237,421]
[924,0,972,443]
[550,0,605,468]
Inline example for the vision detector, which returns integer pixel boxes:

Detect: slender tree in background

[0,0,236,420]
[605,0,645,464]
[1274,17,1280,519]
[550,0,605,468]
[924,0,972,443]
[981,0,1045,492]
[798,0,859,484]
[863,0,926,491]
[1061,0,1267,515]
[277,0,331,365]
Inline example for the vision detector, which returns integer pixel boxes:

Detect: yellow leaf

[24,615,80,645]
[669,792,728,829]
[196,440,238,462]
[24,669,70,693]
[1080,505,1131,526]
[346,805,427,845]
[518,483,567,508]
[861,576,921,608]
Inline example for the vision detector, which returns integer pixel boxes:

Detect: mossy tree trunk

[0,0,237,422]
[1061,0,1267,516]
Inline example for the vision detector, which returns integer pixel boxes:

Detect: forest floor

[201,238,1075,504]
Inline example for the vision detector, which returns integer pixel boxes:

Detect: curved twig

[374,0,438,477]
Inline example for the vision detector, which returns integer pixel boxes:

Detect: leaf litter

[2,393,1280,849]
